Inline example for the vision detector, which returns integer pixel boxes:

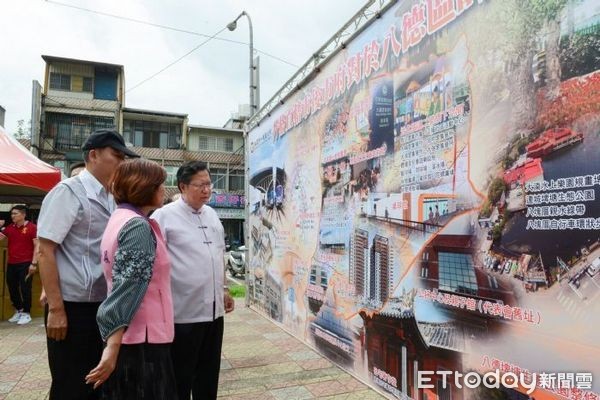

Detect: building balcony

[44,92,120,114]
[43,112,116,153]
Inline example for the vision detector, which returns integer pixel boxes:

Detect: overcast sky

[0,0,367,135]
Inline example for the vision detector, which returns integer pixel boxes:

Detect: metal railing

[246,0,397,130]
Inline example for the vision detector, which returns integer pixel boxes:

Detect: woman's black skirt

[100,342,177,400]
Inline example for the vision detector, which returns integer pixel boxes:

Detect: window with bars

[122,120,182,149]
[210,168,227,190]
[50,73,94,92]
[49,73,71,90]
[197,136,234,152]
[229,169,244,191]
[45,113,115,151]
[83,77,94,92]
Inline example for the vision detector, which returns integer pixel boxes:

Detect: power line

[126,26,227,93]
[256,49,298,68]
[44,0,300,68]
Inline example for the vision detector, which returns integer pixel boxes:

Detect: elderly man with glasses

[151,160,235,400]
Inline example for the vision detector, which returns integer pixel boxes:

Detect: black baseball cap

[81,129,140,158]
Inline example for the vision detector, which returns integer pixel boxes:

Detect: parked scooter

[227,245,246,277]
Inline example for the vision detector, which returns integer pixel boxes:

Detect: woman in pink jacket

[86,159,176,399]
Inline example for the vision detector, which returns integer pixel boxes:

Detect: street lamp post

[227,11,256,116]
[227,11,257,308]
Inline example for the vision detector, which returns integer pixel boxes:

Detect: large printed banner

[247,1,600,399]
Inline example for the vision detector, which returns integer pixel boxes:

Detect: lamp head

[227,20,237,31]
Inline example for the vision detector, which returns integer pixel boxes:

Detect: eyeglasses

[188,182,214,191]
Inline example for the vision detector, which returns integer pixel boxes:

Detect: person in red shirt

[0,205,38,325]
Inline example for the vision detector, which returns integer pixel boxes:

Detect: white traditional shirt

[151,198,226,323]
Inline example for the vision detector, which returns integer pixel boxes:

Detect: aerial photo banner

[247,0,600,399]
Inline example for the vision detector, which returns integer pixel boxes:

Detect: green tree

[480,199,492,218]
[531,0,570,100]
[14,119,31,140]
[560,26,600,80]
[492,223,504,240]
[466,0,568,135]
[502,154,515,170]
[488,178,507,204]
[506,0,568,131]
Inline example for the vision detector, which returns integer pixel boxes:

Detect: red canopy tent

[0,126,61,203]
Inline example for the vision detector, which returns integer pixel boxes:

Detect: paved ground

[0,300,385,399]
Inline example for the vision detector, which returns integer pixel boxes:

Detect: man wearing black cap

[37,129,139,399]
